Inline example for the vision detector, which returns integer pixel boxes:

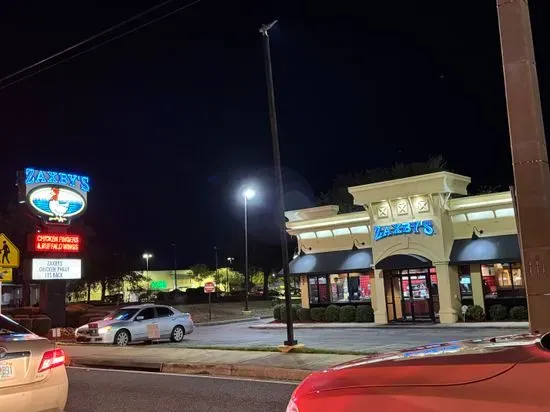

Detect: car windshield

[104,308,140,321]
[0,315,31,335]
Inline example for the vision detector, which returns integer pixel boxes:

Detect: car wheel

[170,325,185,342]
[114,329,131,346]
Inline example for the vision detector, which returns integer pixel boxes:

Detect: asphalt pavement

[175,320,528,352]
[66,367,296,412]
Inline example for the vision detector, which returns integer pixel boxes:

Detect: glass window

[137,308,156,320]
[329,274,349,303]
[106,308,140,321]
[156,307,173,318]
[308,276,330,304]
[0,315,30,335]
[481,263,524,298]
[349,272,372,301]
[458,265,472,298]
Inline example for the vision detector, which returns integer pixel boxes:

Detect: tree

[189,264,213,282]
[317,155,448,211]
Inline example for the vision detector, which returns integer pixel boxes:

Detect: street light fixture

[242,187,255,312]
[259,20,297,346]
[142,252,153,279]
[226,257,235,293]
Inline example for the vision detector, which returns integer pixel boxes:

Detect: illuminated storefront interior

[285,172,523,324]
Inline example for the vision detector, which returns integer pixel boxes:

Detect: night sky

[1,1,549,273]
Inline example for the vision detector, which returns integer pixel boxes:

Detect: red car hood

[298,333,540,394]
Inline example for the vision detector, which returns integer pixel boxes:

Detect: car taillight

[38,348,65,373]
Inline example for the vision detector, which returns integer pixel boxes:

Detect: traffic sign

[0,234,19,269]
[204,281,216,294]
[0,268,13,283]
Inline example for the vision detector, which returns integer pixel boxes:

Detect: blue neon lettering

[67,174,78,187]
[35,170,47,183]
[25,168,35,184]
[423,220,434,236]
[23,168,90,192]
[46,171,58,184]
[374,220,435,241]
[80,176,90,192]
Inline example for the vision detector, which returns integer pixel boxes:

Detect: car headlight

[286,398,299,412]
[98,326,113,334]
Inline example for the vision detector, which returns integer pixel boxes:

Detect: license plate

[0,361,14,380]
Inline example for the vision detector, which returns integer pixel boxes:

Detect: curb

[68,357,310,381]
[195,317,264,327]
[250,323,530,330]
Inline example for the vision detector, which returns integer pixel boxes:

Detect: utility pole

[497,0,550,333]
[260,20,297,346]
[172,243,177,290]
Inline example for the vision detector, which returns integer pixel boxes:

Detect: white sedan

[0,315,68,412]
[75,304,194,346]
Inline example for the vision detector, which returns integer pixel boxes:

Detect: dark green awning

[450,235,521,264]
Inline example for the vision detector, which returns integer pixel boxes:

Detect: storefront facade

[285,172,524,324]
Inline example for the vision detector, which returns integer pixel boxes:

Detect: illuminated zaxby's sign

[31,258,82,280]
[32,233,81,253]
[374,220,435,241]
[17,168,90,225]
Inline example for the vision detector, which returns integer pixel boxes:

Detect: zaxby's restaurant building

[285,172,525,324]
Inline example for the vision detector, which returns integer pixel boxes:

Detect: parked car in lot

[0,315,68,412]
[75,304,194,346]
[287,332,550,412]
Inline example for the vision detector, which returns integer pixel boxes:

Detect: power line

[0,0,202,92]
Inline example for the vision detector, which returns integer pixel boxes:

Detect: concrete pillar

[299,275,310,309]
[373,269,388,324]
[469,264,485,311]
[369,273,377,311]
[435,262,461,324]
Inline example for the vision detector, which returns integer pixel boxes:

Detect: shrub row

[273,304,374,323]
[462,304,528,322]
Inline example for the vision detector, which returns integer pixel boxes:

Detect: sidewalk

[60,344,360,381]
[250,321,530,330]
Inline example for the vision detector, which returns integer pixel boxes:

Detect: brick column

[469,264,485,311]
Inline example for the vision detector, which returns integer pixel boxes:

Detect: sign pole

[208,292,212,321]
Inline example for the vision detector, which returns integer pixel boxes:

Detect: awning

[450,234,521,265]
[280,249,374,276]
[375,254,432,270]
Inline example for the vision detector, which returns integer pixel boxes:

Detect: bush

[466,305,485,322]
[31,317,52,336]
[17,317,33,331]
[488,304,508,321]
[509,306,529,321]
[339,306,357,322]
[297,307,311,321]
[280,304,300,323]
[66,310,87,328]
[325,305,341,322]
[356,305,374,322]
[273,304,283,321]
[310,307,325,322]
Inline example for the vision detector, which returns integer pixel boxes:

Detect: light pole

[214,246,219,293]
[259,20,297,346]
[226,257,235,293]
[243,188,255,312]
[142,253,153,291]
[171,243,177,290]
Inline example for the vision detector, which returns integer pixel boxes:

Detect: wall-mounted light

[352,239,366,251]
[471,226,484,240]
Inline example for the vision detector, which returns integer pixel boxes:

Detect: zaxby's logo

[18,168,90,225]
[29,187,86,223]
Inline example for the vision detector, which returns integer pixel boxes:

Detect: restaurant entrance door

[385,268,439,323]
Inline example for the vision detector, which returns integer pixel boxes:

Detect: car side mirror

[135,316,144,321]
[540,332,550,351]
